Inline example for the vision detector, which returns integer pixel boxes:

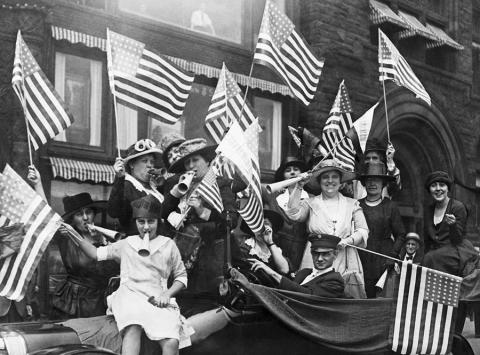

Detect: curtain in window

[89,60,102,146]
[54,53,67,142]
[117,103,138,149]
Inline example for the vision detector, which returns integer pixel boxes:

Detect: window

[254,96,282,170]
[54,52,103,147]
[71,0,106,10]
[119,0,243,44]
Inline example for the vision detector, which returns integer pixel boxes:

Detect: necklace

[321,194,341,234]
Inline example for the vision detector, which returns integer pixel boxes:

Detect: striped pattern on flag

[107,30,195,124]
[378,29,431,105]
[12,31,74,150]
[253,0,324,106]
[205,63,256,144]
[0,165,60,301]
[196,167,223,214]
[391,262,462,355]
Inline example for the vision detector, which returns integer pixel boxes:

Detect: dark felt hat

[168,138,218,174]
[424,171,452,191]
[359,161,395,185]
[62,193,105,220]
[405,232,421,244]
[308,234,341,251]
[364,138,387,155]
[131,194,162,219]
[240,209,284,235]
[124,139,162,164]
[274,156,307,182]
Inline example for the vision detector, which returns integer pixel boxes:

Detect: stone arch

[367,87,465,232]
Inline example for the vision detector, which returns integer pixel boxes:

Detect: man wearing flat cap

[243,234,345,298]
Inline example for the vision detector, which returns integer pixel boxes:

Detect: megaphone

[87,224,121,241]
[170,171,195,197]
[138,232,150,257]
[266,172,310,193]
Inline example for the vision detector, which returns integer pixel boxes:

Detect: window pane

[254,97,282,170]
[54,53,103,146]
[119,0,243,43]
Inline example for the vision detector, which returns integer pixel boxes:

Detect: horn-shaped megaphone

[138,232,150,257]
[87,224,120,241]
[170,171,195,197]
[266,172,310,193]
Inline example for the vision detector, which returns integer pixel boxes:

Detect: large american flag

[253,0,324,106]
[205,63,256,144]
[106,29,195,124]
[12,31,74,150]
[378,29,431,105]
[319,81,356,171]
[391,262,462,355]
[0,165,61,301]
[195,167,223,214]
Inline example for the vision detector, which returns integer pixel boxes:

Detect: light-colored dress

[97,235,188,342]
[286,193,369,297]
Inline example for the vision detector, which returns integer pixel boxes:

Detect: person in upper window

[423,171,478,276]
[261,156,310,271]
[108,139,164,235]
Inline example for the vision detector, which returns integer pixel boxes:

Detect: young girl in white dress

[72,194,188,355]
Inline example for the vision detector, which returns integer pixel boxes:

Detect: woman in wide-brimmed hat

[108,139,164,234]
[285,159,369,298]
[158,133,186,168]
[53,193,119,318]
[423,171,478,276]
[357,161,406,298]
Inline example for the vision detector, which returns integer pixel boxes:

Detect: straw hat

[306,159,357,192]
[168,138,217,174]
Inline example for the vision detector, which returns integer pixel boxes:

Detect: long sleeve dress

[98,235,188,342]
[286,193,369,298]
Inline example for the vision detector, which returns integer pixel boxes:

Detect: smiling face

[365,177,384,199]
[429,181,449,203]
[184,154,209,181]
[129,154,156,183]
[136,218,158,239]
[283,165,303,180]
[311,248,337,270]
[71,207,95,234]
[405,240,419,255]
[319,170,341,198]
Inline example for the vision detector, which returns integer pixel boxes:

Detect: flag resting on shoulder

[254,0,324,106]
[12,31,74,150]
[106,29,195,124]
[0,165,61,301]
[390,261,462,355]
[378,29,431,105]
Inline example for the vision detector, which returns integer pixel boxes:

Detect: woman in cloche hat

[285,158,369,298]
[357,161,406,298]
[108,139,164,234]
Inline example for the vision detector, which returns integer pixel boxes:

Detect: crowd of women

[6,128,479,355]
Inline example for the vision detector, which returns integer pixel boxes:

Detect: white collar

[127,234,169,255]
[311,266,333,277]
[245,237,271,263]
[125,173,164,203]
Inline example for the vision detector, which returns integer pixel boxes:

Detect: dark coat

[279,269,345,298]
[399,249,423,265]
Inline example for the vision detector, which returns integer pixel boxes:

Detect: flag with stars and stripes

[390,262,462,355]
[0,164,61,301]
[319,81,356,171]
[106,29,195,124]
[253,0,324,106]
[205,63,256,144]
[378,29,431,105]
[195,167,223,214]
[12,31,74,150]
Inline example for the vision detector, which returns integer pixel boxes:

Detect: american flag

[378,29,431,105]
[195,167,223,214]
[319,81,356,171]
[391,262,462,355]
[106,29,195,124]
[205,63,256,144]
[0,164,61,301]
[253,0,324,106]
[12,31,74,150]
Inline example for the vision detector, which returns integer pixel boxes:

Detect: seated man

[245,234,345,298]
[400,232,423,264]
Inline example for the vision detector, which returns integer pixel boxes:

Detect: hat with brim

[158,133,186,167]
[364,138,387,155]
[124,139,162,164]
[274,157,307,182]
[240,209,284,235]
[359,161,395,185]
[405,232,422,244]
[309,233,341,251]
[169,138,218,174]
[424,171,452,191]
[62,193,106,221]
[306,159,357,192]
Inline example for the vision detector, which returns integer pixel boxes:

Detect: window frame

[48,43,115,162]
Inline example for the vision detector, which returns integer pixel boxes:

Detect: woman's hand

[113,157,125,178]
[337,237,353,249]
[249,258,274,275]
[444,213,456,225]
[26,165,40,187]
[261,225,273,245]
[187,194,203,209]
[296,173,310,189]
[155,292,171,308]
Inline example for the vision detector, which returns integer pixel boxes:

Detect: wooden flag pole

[347,243,402,263]
[21,97,34,167]
[112,94,122,158]
[382,80,391,144]
[106,29,122,158]
[310,134,349,172]
[237,60,256,122]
